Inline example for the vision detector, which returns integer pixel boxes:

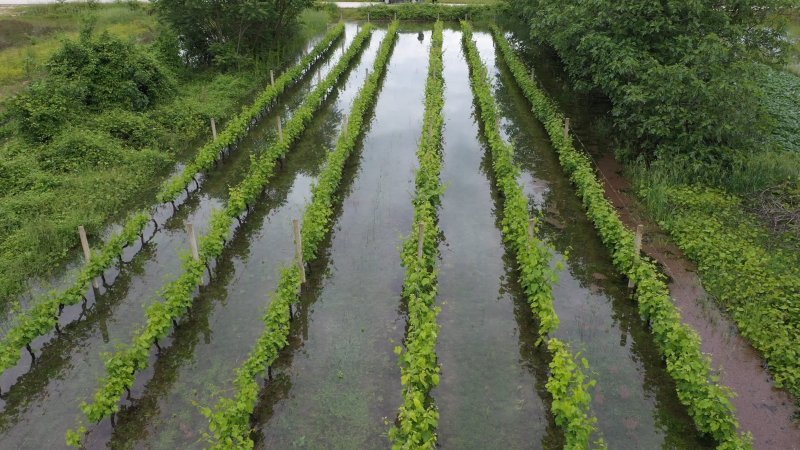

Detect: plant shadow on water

[97,31,378,448]
[0,27,357,450]
[481,29,714,449]
[249,29,427,450]
[431,27,557,450]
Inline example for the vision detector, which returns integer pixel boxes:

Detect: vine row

[157,23,345,204]
[491,26,751,449]
[0,212,151,376]
[387,21,444,450]
[199,21,400,450]
[65,24,376,448]
[462,22,603,449]
[0,25,346,381]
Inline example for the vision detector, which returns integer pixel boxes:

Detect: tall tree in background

[152,0,313,67]
[513,0,793,183]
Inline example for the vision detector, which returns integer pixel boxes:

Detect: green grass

[0,7,331,306]
[0,3,155,104]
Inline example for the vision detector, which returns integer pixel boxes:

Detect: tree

[513,0,794,183]
[151,0,314,67]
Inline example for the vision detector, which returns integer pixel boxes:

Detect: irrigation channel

[0,21,794,450]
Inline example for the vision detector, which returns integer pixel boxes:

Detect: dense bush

[9,29,174,142]
[39,127,124,173]
[512,0,792,184]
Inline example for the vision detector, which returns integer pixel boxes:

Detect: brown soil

[593,151,800,449]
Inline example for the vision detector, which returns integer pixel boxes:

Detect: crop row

[64,25,376,448]
[461,22,602,449]
[156,23,346,204]
[491,27,751,449]
[0,212,151,376]
[387,21,444,450]
[0,26,346,382]
[200,21,400,450]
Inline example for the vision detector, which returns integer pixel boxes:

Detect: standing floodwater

[250,29,427,448]
[433,28,557,449]
[474,30,713,448]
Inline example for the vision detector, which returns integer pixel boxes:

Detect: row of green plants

[337,3,494,22]
[199,21,400,450]
[461,22,602,449]
[387,21,444,450]
[657,185,800,401]
[491,27,752,449]
[65,25,376,448]
[156,23,345,204]
[0,212,150,376]
[0,25,346,380]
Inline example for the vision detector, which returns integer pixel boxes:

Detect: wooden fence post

[276,116,283,141]
[563,117,570,141]
[270,70,275,87]
[78,226,100,289]
[186,223,200,262]
[210,118,217,140]
[293,219,306,283]
[628,224,643,288]
[417,222,425,260]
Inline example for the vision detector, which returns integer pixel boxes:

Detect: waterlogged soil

[249,29,428,449]
[0,26,358,449]
[93,27,388,450]
[476,31,714,448]
[502,21,800,447]
[431,28,558,449]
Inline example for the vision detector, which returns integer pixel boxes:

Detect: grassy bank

[0,6,331,307]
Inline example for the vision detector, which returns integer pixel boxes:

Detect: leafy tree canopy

[513,0,794,183]
[152,0,315,67]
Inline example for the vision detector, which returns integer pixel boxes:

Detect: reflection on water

[476,27,714,449]
[433,28,557,449]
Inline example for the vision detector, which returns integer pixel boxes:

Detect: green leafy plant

[200,21,400,450]
[65,24,376,448]
[492,26,751,449]
[157,23,345,205]
[387,21,444,450]
[462,22,602,449]
[0,211,150,376]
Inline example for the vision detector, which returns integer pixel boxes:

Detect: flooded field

[1,20,797,449]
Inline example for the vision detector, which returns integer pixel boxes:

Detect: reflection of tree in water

[489,45,712,448]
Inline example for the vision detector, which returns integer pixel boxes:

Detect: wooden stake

[186,223,200,262]
[528,218,535,239]
[367,12,370,23]
[293,219,306,283]
[417,222,425,260]
[211,118,218,140]
[628,224,644,288]
[270,69,275,87]
[78,226,100,289]
[563,117,570,140]
[276,116,283,141]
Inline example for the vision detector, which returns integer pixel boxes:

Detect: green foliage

[201,22,400,450]
[341,3,495,21]
[655,185,800,401]
[513,0,791,183]
[65,23,377,448]
[39,127,124,173]
[157,23,345,204]
[462,22,601,448]
[546,339,604,450]
[388,21,444,450]
[0,211,150,375]
[9,30,174,142]
[492,27,752,448]
[152,0,315,66]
